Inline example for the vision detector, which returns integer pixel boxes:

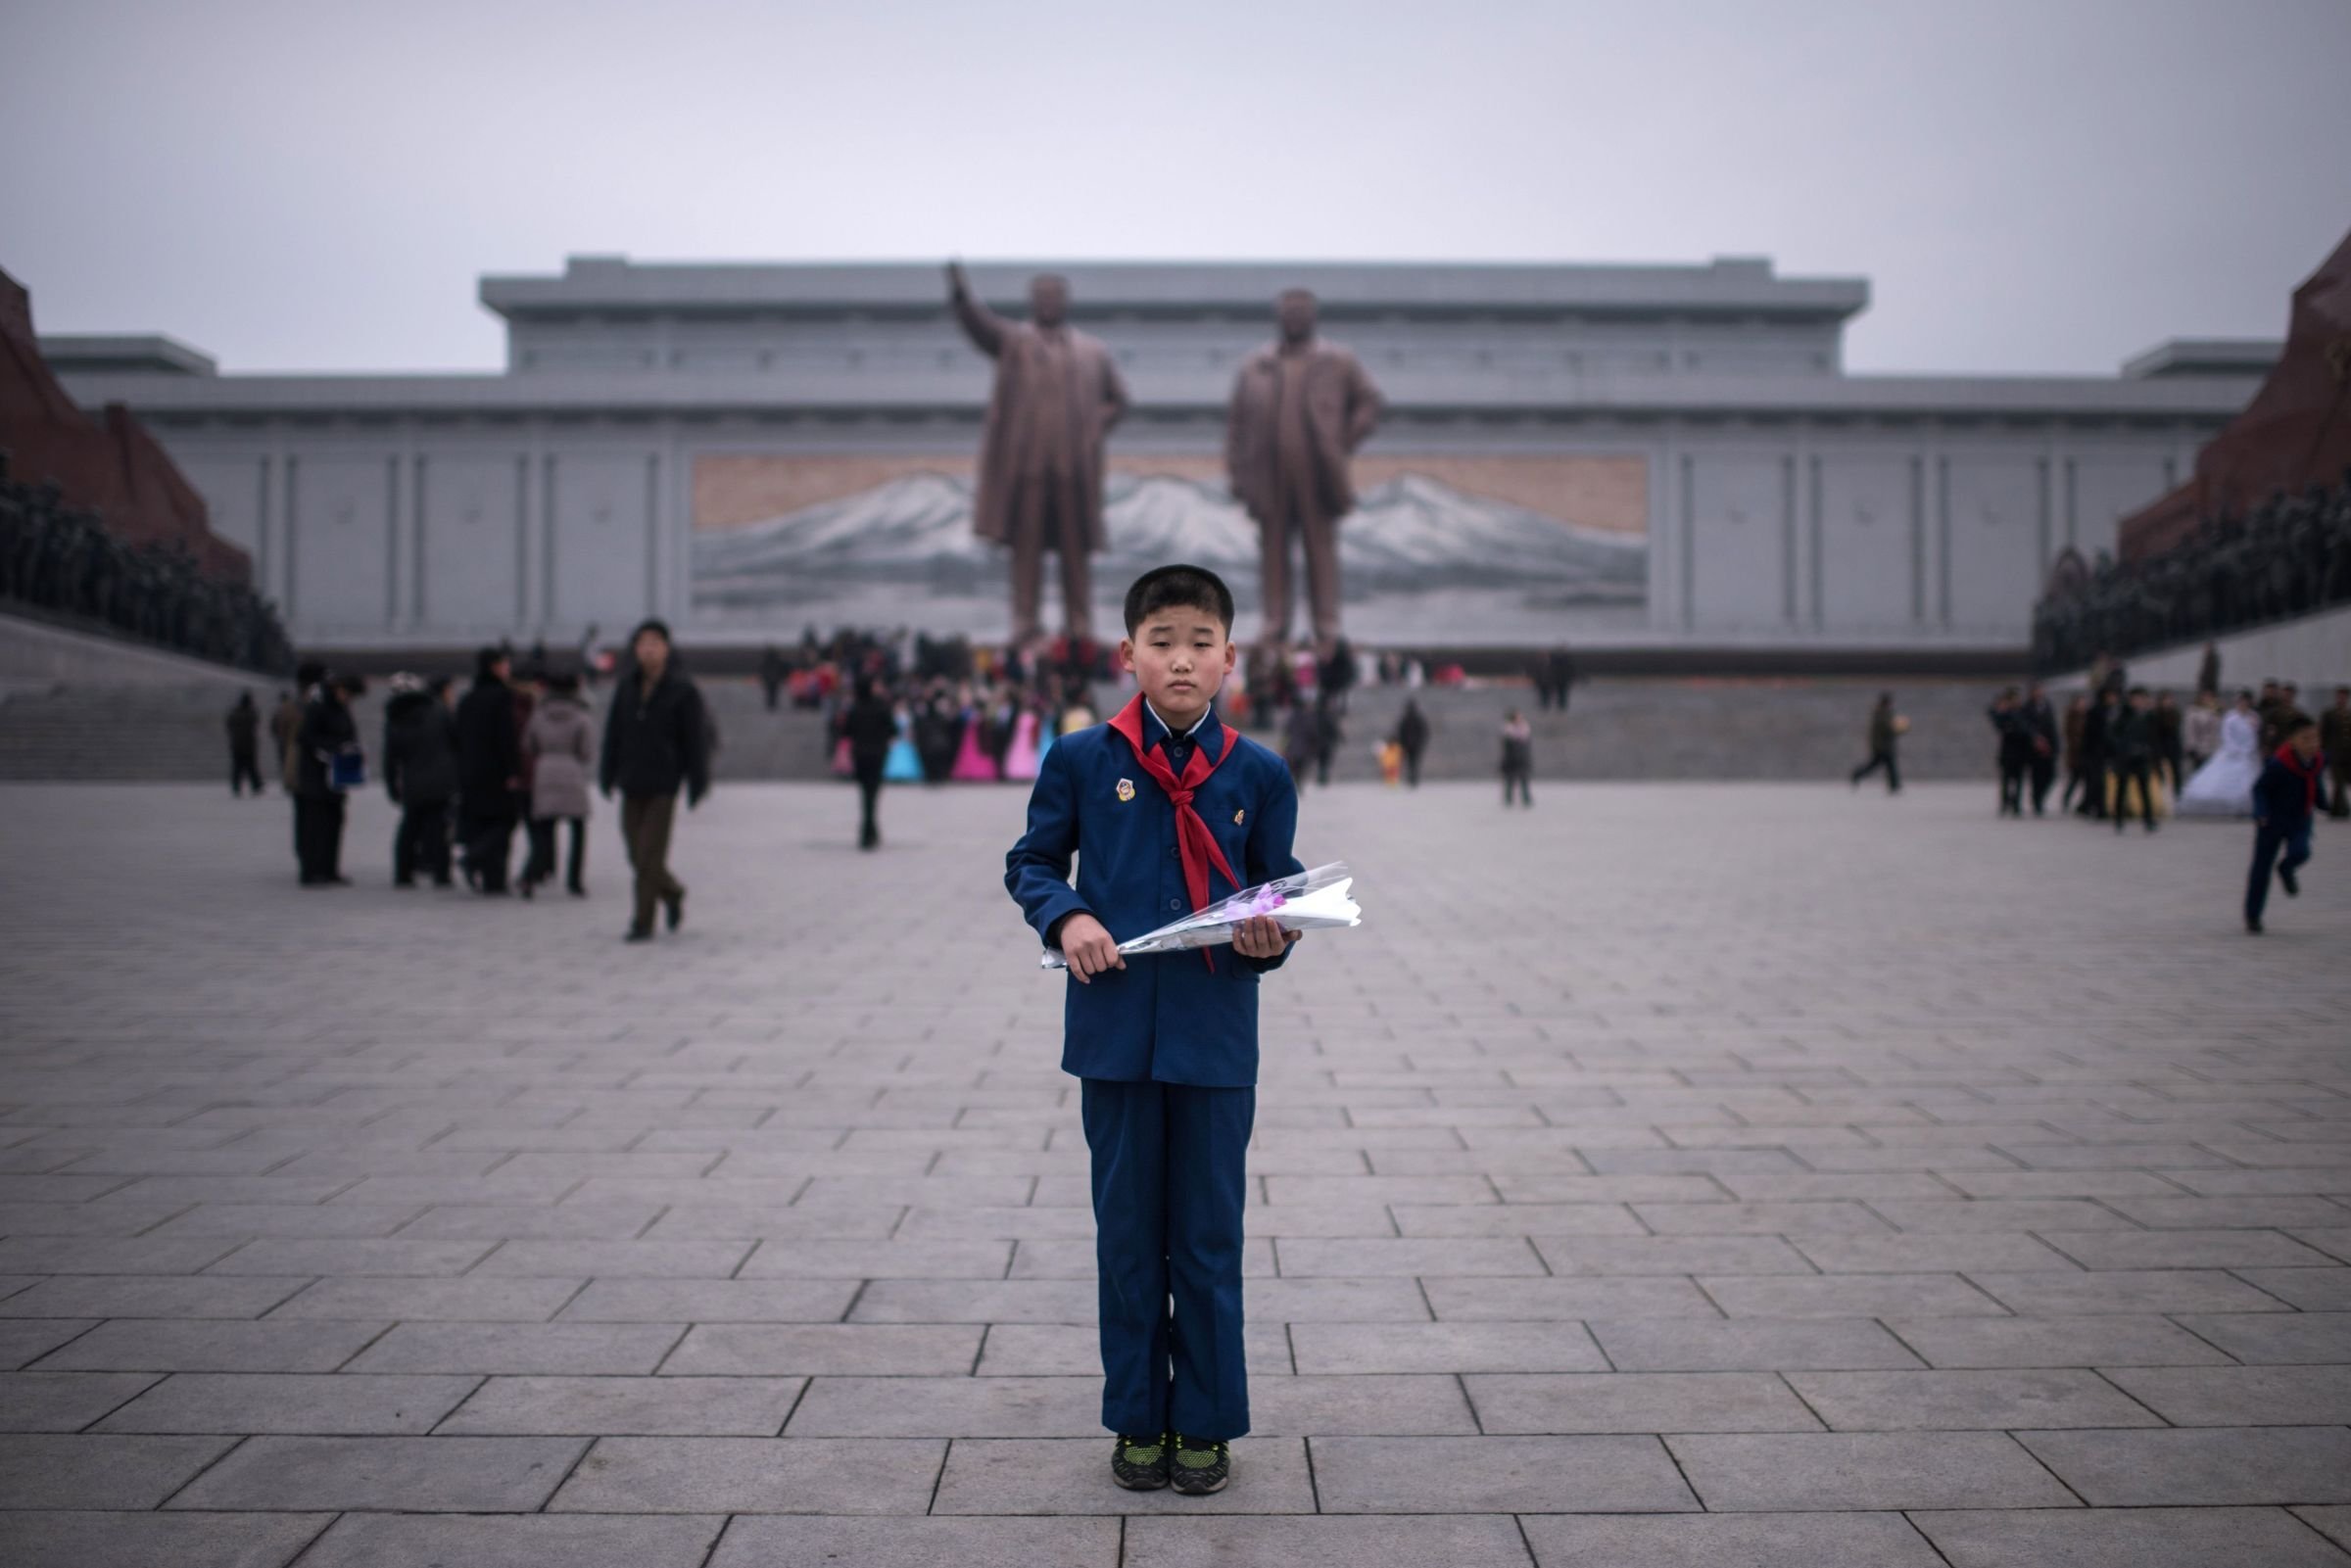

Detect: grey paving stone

[92,1372,476,1434]
[343,1322,682,1375]
[1520,1511,1945,1567]
[1785,1369,2161,1430]
[662,1323,984,1376]
[1421,1277,1720,1320]
[1912,1506,2351,1568]
[0,1236,243,1274]
[293,1511,722,1568]
[1666,1430,2077,1510]
[1630,1201,1892,1235]
[1966,1268,2295,1315]
[29,1319,386,1373]
[734,1239,1016,1278]
[1791,1232,2082,1273]
[1126,1514,1533,1568]
[2099,1365,2351,1426]
[2035,1228,2342,1270]
[168,1434,587,1511]
[394,1202,666,1240]
[0,1320,97,1370]
[266,1276,583,1321]
[471,1239,758,1277]
[1242,1278,1435,1321]
[786,1375,1100,1437]
[203,1239,496,1276]
[0,1274,312,1320]
[930,1437,1318,1514]
[549,1435,942,1512]
[2298,1507,2351,1554]
[438,1375,804,1436]
[1699,1273,2009,1318]
[1464,1371,1822,1434]
[1884,1314,2236,1367]
[1311,1434,1696,1513]
[0,1433,236,1507]
[711,1515,1121,1568]
[148,1203,423,1238]
[1586,1318,1924,1371]
[2170,1312,2351,1363]
[1271,1238,1544,1275]
[556,1278,864,1321]
[1289,1321,1607,1375]
[1528,1236,1814,1274]
[0,1372,158,1432]
[2234,1267,2351,1310]
[0,1509,333,1568]
[2018,1426,2351,1505]
[846,1279,1097,1323]
[1389,1205,1642,1238]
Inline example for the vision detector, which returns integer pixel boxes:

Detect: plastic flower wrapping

[1038,862,1362,970]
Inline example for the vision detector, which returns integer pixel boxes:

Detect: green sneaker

[1169,1433,1230,1495]
[1110,1431,1170,1491]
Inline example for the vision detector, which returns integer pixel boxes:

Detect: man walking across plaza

[1005,564,1304,1497]
[2321,687,2351,819]
[2020,683,2060,816]
[1849,692,1902,793]
[1225,289,1383,649]
[2108,687,2161,833]
[2245,715,2325,933]
[600,619,710,943]
[225,690,264,795]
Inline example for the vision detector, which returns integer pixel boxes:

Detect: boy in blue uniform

[1005,564,1304,1495]
[2245,714,2325,934]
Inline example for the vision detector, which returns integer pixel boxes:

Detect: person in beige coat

[520,671,595,897]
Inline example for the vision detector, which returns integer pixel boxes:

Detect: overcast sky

[5,0,2346,378]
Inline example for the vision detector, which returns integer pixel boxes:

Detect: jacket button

[1171,898,1183,910]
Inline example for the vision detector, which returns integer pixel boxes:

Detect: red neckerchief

[2273,743,2324,811]
[1108,694,1242,970]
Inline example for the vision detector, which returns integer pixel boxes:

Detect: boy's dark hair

[1124,564,1234,635]
[2286,715,2320,737]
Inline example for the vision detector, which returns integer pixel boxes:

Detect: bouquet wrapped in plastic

[1039,861,1361,971]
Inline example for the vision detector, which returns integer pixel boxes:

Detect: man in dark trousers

[2107,687,2161,834]
[841,676,896,850]
[226,691,264,795]
[2154,689,2186,795]
[2322,687,2351,819]
[759,642,788,712]
[600,620,710,942]
[1393,696,1430,788]
[2020,683,2061,816]
[383,673,459,887]
[1849,692,1901,793]
[2078,687,2121,819]
[2245,715,2325,933]
[455,647,523,893]
[294,674,361,885]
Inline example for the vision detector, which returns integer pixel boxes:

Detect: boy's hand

[1057,913,1125,982]
[1232,915,1300,961]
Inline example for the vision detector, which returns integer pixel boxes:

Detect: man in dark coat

[226,691,264,795]
[1225,289,1384,648]
[294,674,362,885]
[600,620,710,941]
[841,676,897,851]
[455,647,522,893]
[2153,690,2186,795]
[2321,687,2351,819]
[2019,684,2061,816]
[1849,693,1902,793]
[383,674,460,887]
[2107,688,2161,834]
[1393,697,1430,788]
[2078,688,2121,819]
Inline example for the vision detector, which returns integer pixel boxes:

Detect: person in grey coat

[520,671,595,897]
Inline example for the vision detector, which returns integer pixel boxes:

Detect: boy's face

[2289,729,2321,762]
[1121,603,1233,727]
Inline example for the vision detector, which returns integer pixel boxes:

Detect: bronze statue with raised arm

[946,261,1130,642]
[1225,289,1384,648]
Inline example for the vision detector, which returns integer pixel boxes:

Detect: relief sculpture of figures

[1224,288,1384,647]
[946,261,1130,642]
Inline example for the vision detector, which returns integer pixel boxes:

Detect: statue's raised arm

[945,261,1005,358]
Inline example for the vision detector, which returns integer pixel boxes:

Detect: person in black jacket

[2245,716,2324,933]
[2106,687,2160,834]
[383,674,459,888]
[455,647,522,893]
[294,673,363,885]
[2077,688,2121,819]
[600,620,710,941]
[1393,696,1430,788]
[841,676,897,850]
[2019,683,2061,816]
[1988,689,2033,817]
[226,691,264,796]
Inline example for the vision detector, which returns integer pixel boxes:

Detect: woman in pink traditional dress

[1002,702,1043,781]
[949,688,998,782]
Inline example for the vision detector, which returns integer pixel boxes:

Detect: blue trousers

[2245,819,2314,926]
[1080,1077,1254,1442]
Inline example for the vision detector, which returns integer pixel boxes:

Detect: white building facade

[44,257,2262,655]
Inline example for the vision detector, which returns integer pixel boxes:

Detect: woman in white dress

[2176,692,2263,817]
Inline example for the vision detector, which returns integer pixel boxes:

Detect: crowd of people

[0,457,293,674]
[252,620,713,942]
[2032,473,2351,673]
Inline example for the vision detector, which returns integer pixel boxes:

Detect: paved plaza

[1,777,2349,1566]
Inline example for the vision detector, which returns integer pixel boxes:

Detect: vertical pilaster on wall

[532,452,554,630]
[542,456,559,633]
[1807,454,1824,630]
[2036,456,2053,578]
[411,455,428,628]
[514,452,534,634]
[384,454,401,630]
[1935,454,1953,628]
[1779,455,1798,625]
[2063,455,2079,548]
[256,454,273,595]
[283,457,300,622]
[1907,454,1926,624]
[1677,452,1696,631]
[1644,446,1672,632]
[646,451,662,619]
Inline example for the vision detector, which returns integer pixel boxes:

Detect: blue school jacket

[1006,703,1304,1087]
